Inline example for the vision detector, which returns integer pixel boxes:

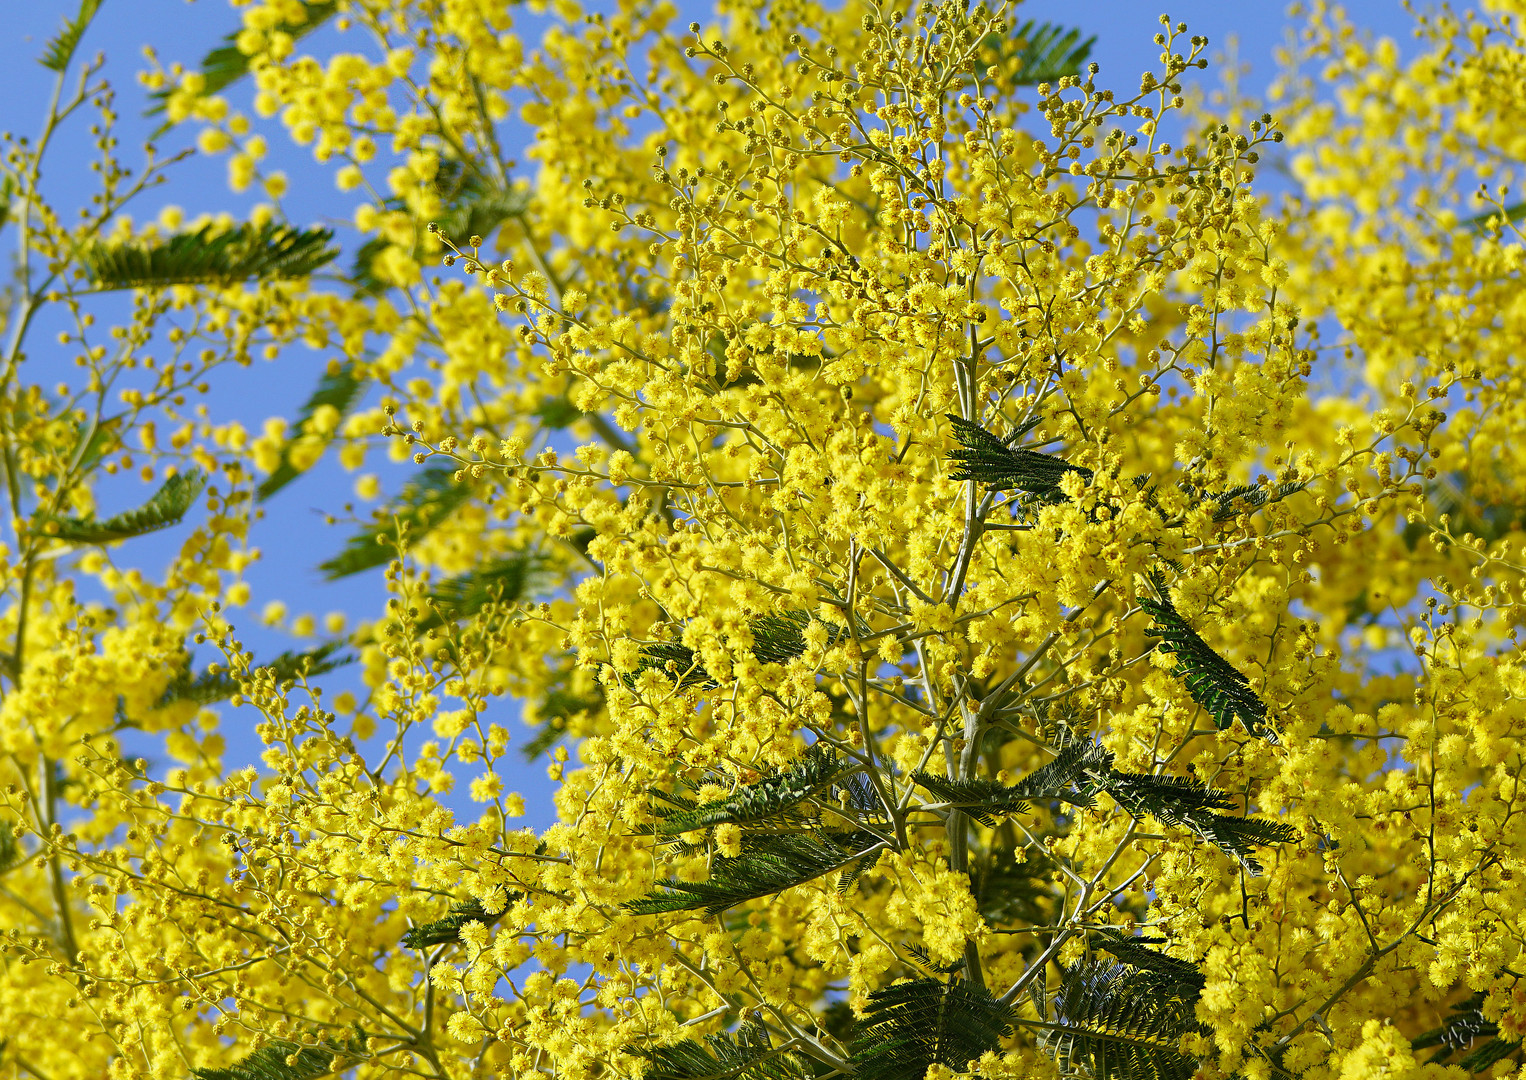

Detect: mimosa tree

[3,2,1525,1080]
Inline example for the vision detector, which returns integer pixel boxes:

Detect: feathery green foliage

[192,1031,365,1080]
[520,663,604,760]
[632,1016,812,1080]
[148,3,338,117]
[910,773,1033,826]
[1414,992,1523,1073]
[49,469,206,544]
[400,898,512,951]
[629,610,831,689]
[66,414,121,477]
[1038,959,1203,1080]
[1089,929,1207,1000]
[911,739,1111,825]
[945,414,1301,534]
[160,641,352,707]
[38,0,103,72]
[974,20,1096,88]
[848,977,1015,1080]
[318,467,472,580]
[1137,477,1305,526]
[628,640,714,689]
[1465,200,1526,233]
[1197,480,1306,523]
[1404,468,1526,551]
[1003,20,1097,86]
[80,224,338,290]
[352,162,529,294]
[256,363,368,502]
[916,738,1291,872]
[1138,569,1277,741]
[430,180,530,249]
[946,418,1298,531]
[628,830,886,916]
[946,414,1093,498]
[648,744,854,835]
[0,830,22,877]
[532,396,584,430]
[1016,737,1114,800]
[970,848,1057,927]
[1103,769,1296,874]
[1102,771,1235,817]
[632,747,889,912]
[348,235,394,297]
[421,552,553,630]
[747,610,818,664]
[519,696,583,759]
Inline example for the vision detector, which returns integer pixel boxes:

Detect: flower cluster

[2,2,1524,1080]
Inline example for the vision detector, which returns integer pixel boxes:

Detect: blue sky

[1,0,1424,828]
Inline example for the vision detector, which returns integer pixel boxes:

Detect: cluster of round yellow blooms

[3,1,1526,1080]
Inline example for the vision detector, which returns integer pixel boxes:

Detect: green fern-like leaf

[1459,1040,1523,1075]
[903,945,967,975]
[747,610,818,664]
[971,848,1057,927]
[1465,200,1526,234]
[0,829,23,877]
[533,396,583,430]
[1213,480,1304,522]
[1040,959,1202,1080]
[192,1031,363,1080]
[147,3,338,118]
[1103,771,1296,875]
[913,736,1292,874]
[849,977,1016,1080]
[420,552,553,631]
[38,0,103,72]
[431,183,530,247]
[626,640,714,689]
[910,774,1033,827]
[947,414,1092,498]
[318,467,472,580]
[973,20,1096,88]
[349,162,527,294]
[1014,738,1114,801]
[911,739,1112,826]
[650,744,854,836]
[1405,468,1526,552]
[256,363,368,502]
[1172,479,1305,524]
[628,831,885,916]
[1004,20,1097,86]
[1412,992,1522,1072]
[633,1016,812,1080]
[80,223,338,290]
[348,234,393,296]
[1089,930,1206,1000]
[1131,477,1303,535]
[520,662,604,761]
[1139,570,1277,742]
[49,469,206,544]
[1103,771,1236,817]
[66,414,122,475]
[626,611,833,691]
[160,641,352,707]
[400,897,513,950]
